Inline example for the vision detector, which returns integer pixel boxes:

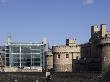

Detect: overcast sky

[0,0,110,45]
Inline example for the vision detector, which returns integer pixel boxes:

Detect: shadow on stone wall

[0,71,110,82]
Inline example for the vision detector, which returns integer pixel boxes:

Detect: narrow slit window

[66,54,69,58]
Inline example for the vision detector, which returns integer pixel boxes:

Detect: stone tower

[90,24,110,71]
[52,39,80,72]
[99,24,110,71]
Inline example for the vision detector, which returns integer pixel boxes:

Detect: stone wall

[101,45,110,70]
[52,45,80,72]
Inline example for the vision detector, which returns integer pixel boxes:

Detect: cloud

[84,0,94,5]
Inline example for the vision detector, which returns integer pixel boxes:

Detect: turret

[91,25,99,36]
[100,24,107,37]
[66,39,76,46]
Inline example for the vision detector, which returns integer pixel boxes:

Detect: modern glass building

[5,37,48,72]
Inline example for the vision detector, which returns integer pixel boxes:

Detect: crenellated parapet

[89,24,110,45]
[52,45,80,54]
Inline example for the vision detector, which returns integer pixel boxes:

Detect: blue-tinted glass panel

[11,46,20,53]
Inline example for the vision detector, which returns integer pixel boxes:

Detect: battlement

[91,25,99,36]
[52,38,80,53]
[91,24,107,37]
[52,45,80,53]
[66,38,77,46]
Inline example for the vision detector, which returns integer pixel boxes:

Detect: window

[66,54,69,58]
[76,56,79,59]
[32,58,40,61]
[57,54,60,58]
[32,62,40,66]
[31,46,40,49]
[11,46,20,53]
[104,57,106,61]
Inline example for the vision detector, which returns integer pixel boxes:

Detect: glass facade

[5,42,47,68]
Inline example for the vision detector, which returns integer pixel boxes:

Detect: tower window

[66,54,69,58]
[76,56,79,60]
[104,57,106,61]
[57,54,60,58]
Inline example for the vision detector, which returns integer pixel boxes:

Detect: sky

[0,0,110,45]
